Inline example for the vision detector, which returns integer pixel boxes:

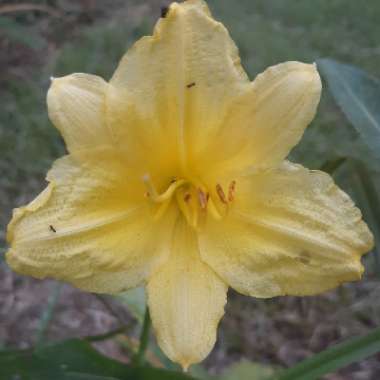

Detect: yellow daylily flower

[6,0,374,370]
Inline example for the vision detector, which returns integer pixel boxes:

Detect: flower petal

[6,154,176,293]
[107,0,250,172]
[147,218,227,369]
[48,73,113,155]
[199,162,373,297]
[206,62,322,174]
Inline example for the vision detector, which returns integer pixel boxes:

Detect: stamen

[198,188,208,209]
[216,184,228,204]
[153,199,171,220]
[154,179,186,202]
[191,205,198,228]
[176,190,194,226]
[228,180,236,202]
[143,174,186,203]
[207,197,223,220]
[143,174,232,225]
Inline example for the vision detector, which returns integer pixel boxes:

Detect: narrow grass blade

[275,327,380,380]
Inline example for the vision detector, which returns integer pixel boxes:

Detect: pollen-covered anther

[216,184,228,204]
[198,189,208,209]
[228,180,236,202]
[184,192,192,203]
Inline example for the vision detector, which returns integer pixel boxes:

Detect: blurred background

[1,1,380,379]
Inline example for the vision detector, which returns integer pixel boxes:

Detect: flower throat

[142,174,236,228]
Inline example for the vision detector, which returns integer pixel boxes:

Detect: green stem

[85,326,126,342]
[133,306,151,366]
[35,282,62,348]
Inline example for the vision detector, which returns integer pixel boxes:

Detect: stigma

[142,174,236,228]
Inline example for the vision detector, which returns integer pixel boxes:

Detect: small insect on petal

[186,82,196,89]
[297,250,311,264]
[49,225,56,233]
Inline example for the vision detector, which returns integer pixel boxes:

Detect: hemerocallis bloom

[6,0,374,370]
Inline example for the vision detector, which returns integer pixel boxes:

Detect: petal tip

[287,61,322,96]
[47,75,67,99]
[181,362,191,372]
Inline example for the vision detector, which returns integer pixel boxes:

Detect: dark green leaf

[64,373,120,380]
[318,58,380,161]
[318,157,346,175]
[0,339,197,380]
[274,327,380,380]
[348,160,380,275]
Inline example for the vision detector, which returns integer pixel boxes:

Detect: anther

[228,180,236,202]
[184,193,191,203]
[216,184,228,204]
[198,189,208,209]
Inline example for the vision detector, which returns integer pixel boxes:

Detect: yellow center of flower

[142,174,236,228]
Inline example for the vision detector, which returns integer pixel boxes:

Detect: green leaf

[0,339,197,380]
[318,157,346,175]
[219,360,275,380]
[274,327,380,380]
[64,374,120,380]
[317,58,380,161]
[347,160,380,275]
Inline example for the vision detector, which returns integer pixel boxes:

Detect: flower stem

[133,306,151,366]
[35,282,62,348]
[85,326,126,342]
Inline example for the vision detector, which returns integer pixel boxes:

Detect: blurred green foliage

[0,338,197,380]
[1,317,379,379]
[318,59,380,162]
